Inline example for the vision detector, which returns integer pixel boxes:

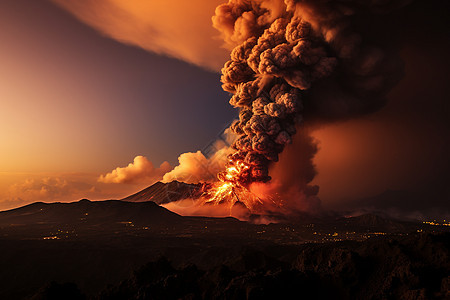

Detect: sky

[0,0,234,208]
[0,0,449,219]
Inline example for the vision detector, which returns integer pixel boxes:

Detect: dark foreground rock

[31,233,448,300]
[1,199,449,299]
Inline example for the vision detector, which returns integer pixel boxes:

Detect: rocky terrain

[29,233,450,300]
[121,181,204,205]
[0,183,448,299]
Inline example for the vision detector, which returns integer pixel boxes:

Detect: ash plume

[214,0,407,188]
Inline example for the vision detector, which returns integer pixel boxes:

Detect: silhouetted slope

[333,213,416,233]
[0,199,181,226]
[31,281,85,300]
[121,181,202,204]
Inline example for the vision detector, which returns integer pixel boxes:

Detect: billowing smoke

[213,0,406,188]
[60,0,420,218]
[249,127,322,214]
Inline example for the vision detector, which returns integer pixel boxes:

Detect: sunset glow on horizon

[0,0,234,210]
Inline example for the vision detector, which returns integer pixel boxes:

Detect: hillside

[121,181,203,204]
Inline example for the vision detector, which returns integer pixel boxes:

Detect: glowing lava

[203,158,262,210]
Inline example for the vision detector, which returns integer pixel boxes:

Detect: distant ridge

[334,213,413,232]
[0,199,181,226]
[0,180,431,233]
[121,181,203,204]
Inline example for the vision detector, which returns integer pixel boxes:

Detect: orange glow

[423,221,450,226]
[51,0,228,70]
[202,158,263,211]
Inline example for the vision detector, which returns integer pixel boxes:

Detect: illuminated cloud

[162,140,233,184]
[50,0,229,70]
[99,155,172,184]
[99,129,235,186]
[0,172,155,211]
[7,176,95,204]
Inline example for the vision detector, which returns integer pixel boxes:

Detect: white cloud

[98,155,172,184]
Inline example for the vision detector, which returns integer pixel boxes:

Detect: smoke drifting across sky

[50,0,228,70]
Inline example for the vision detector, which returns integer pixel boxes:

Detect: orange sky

[0,0,234,210]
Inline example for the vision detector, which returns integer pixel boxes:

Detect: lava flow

[202,158,263,211]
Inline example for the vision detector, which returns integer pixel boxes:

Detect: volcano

[121,181,203,204]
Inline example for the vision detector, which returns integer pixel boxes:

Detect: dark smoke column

[213,0,405,185]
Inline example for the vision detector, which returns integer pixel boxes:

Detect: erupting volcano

[193,0,405,216]
[202,158,264,211]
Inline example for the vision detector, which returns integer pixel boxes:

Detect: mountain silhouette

[0,199,181,227]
